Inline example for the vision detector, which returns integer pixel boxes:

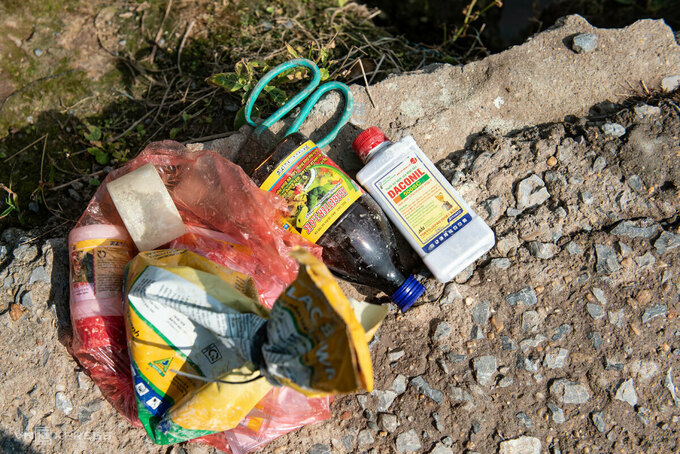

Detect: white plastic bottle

[352,127,495,283]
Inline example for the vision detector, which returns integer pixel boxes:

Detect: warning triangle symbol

[150,357,173,376]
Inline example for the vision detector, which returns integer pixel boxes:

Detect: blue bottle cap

[390,275,425,312]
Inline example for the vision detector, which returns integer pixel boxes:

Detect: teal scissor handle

[244,58,354,149]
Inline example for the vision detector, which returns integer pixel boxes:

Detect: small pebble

[661,75,680,93]
[572,33,598,53]
[591,411,606,433]
[602,122,626,138]
[34,48,44,57]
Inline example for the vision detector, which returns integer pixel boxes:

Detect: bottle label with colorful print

[259,140,363,243]
[374,154,471,253]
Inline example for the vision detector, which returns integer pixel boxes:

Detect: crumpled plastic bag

[68,141,338,453]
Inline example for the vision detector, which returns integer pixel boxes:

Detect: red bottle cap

[352,127,387,163]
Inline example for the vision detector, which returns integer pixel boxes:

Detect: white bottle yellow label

[374,154,471,252]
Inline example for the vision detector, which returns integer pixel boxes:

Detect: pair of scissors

[243,58,354,149]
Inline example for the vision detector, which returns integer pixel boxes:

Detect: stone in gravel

[499,436,541,454]
[528,242,560,259]
[470,325,484,340]
[34,48,44,57]
[642,304,667,323]
[572,33,598,53]
[76,371,91,390]
[448,385,474,404]
[520,355,540,373]
[389,349,406,362]
[29,266,50,285]
[379,413,398,432]
[635,252,656,268]
[618,241,633,256]
[547,402,566,424]
[55,392,73,415]
[595,244,619,274]
[439,283,462,305]
[506,287,537,306]
[612,219,659,239]
[473,356,497,386]
[602,122,626,137]
[592,155,606,172]
[447,353,466,363]
[491,258,511,269]
[516,174,550,210]
[566,241,582,255]
[20,291,33,308]
[498,376,514,388]
[615,379,638,407]
[501,336,517,351]
[374,389,398,411]
[432,321,451,341]
[341,434,355,450]
[0,245,7,261]
[551,324,571,341]
[429,442,454,454]
[630,360,659,382]
[516,412,533,428]
[396,429,421,452]
[410,376,443,404]
[608,309,625,328]
[482,197,504,224]
[392,375,407,395]
[587,303,604,320]
[605,358,624,371]
[662,270,673,285]
[454,263,475,284]
[634,103,661,118]
[356,395,369,411]
[471,300,490,325]
[592,288,607,305]
[550,379,590,404]
[544,348,569,369]
[626,175,644,193]
[580,190,594,205]
[521,311,540,332]
[432,412,444,432]
[308,443,331,454]
[662,75,680,92]
[519,334,547,351]
[655,231,680,255]
[591,411,606,433]
[664,368,680,407]
[13,244,38,262]
[589,332,603,349]
[357,429,374,446]
[438,359,450,374]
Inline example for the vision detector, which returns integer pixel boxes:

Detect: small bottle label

[70,238,133,302]
[260,140,363,243]
[374,154,471,252]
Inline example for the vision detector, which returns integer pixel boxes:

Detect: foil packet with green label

[123,248,377,445]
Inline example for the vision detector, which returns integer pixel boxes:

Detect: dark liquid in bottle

[238,132,407,295]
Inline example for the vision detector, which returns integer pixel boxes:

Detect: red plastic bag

[68,140,328,451]
[196,388,332,454]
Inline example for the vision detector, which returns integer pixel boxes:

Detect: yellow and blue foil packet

[123,248,376,445]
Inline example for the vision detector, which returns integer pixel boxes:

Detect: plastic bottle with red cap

[353,127,495,283]
[232,132,425,311]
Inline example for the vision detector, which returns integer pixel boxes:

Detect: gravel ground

[1,95,679,454]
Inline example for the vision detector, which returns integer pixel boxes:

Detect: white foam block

[107,163,186,251]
